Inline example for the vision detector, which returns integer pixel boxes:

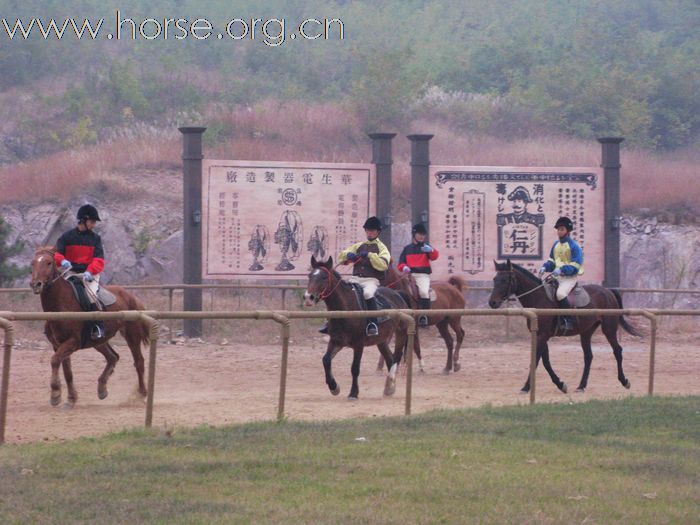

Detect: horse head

[488,259,517,308]
[304,255,336,306]
[30,247,58,295]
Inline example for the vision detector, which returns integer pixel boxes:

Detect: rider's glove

[401,266,411,274]
[420,244,433,253]
[538,266,546,277]
[84,271,94,282]
[551,268,562,277]
[60,260,72,270]
[357,251,369,258]
[345,252,358,262]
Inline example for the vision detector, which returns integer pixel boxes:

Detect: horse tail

[611,288,643,337]
[448,275,466,292]
[125,292,152,346]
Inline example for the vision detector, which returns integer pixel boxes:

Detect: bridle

[33,250,71,290]
[316,266,345,301]
[497,268,547,301]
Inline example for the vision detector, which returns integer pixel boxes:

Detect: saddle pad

[429,288,437,302]
[544,281,591,307]
[349,283,390,323]
[98,287,117,307]
[66,276,94,311]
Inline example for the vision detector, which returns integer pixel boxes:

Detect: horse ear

[325,256,333,269]
[506,259,512,270]
[493,259,499,269]
[310,255,317,268]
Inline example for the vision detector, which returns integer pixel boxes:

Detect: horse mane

[35,246,56,257]
[512,263,542,285]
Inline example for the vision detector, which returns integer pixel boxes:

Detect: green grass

[1,397,698,524]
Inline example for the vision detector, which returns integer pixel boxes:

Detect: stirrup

[318,322,329,334]
[418,315,429,327]
[91,325,105,340]
[365,322,379,336]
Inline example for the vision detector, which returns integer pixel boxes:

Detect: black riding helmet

[554,216,573,231]
[77,204,101,222]
[412,223,427,235]
[363,216,382,230]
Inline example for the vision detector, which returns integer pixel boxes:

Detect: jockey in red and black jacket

[54,204,106,276]
[54,227,105,274]
[397,242,439,274]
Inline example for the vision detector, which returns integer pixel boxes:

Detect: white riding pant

[346,276,379,300]
[412,273,431,299]
[555,275,577,301]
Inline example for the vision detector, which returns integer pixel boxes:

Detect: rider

[54,204,106,340]
[318,216,390,337]
[397,223,439,327]
[538,216,583,331]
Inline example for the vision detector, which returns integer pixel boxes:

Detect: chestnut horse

[488,260,642,393]
[304,256,410,399]
[30,247,150,406]
[377,265,466,374]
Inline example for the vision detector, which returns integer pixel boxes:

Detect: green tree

[0,217,26,286]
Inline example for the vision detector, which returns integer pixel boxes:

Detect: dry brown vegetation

[1,101,698,216]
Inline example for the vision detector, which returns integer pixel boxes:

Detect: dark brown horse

[488,260,642,393]
[30,247,150,406]
[304,256,410,399]
[378,265,467,374]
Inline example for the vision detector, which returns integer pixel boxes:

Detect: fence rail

[1,306,699,444]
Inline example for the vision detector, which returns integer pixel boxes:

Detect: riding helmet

[363,216,382,230]
[412,223,427,235]
[554,216,573,231]
[77,204,101,222]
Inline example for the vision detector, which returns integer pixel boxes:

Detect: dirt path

[3,330,699,444]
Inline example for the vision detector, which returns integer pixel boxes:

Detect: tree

[0,216,26,286]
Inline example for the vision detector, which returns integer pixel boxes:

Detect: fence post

[598,137,623,288]
[407,134,433,235]
[180,127,206,337]
[272,313,290,422]
[168,288,175,344]
[369,133,396,252]
[0,317,14,445]
[647,313,658,395]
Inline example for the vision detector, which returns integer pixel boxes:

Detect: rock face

[2,205,699,307]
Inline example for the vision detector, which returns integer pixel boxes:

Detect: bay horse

[304,256,410,399]
[30,247,150,406]
[488,260,642,393]
[377,265,466,374]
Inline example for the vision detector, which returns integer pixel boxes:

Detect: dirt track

[3,328,699,444]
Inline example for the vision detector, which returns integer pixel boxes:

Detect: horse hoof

[576,387,586,393]
[560,383,568,394]
[442,368,451,375]
[98,386,108,400]
[62,401,75,410]
[384,379,396,397]
[419,367,426,374]
[520,388,530,394]
[330,386,340,396]
[453,363,461,373]
[624,380,631,389]
[50,395,61,407]
[347,395,358,401]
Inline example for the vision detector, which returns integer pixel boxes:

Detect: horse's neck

[324,280,357,311]
[40,277,76,312]
[515,274,548,308]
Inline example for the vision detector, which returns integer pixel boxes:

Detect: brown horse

[488,260,642,393]
[304,256,410,399]
[30,247,150,406]
[378,265,466,374]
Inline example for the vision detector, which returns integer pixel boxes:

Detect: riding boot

[90,303,105,340]
[418,297,431,327]
[557,297,574,332]
[318,321,329,334]
[365,297,379,337]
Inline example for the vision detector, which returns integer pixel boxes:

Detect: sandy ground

[2,327,699,444]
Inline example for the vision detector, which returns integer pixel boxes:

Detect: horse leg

[322,342,343,396]
[436,318,454,374]
[576,328,596,392]
[94,343,120,400]
[61,357,78,406]
[376,353,385,374]
[348,345,364,400]
[50,339,80,406]
[602,321,631,389]
[540,341,568,393]
[121,325,147,397]
[378,341,397,396]
[451,317,465,373]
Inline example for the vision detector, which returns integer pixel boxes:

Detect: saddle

[544,280,590,307]
[348,283,390,323]
[65,275,117,311]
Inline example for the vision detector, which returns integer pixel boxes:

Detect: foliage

[0,216,26,286]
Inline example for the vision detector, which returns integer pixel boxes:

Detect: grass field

[0,396,698,524]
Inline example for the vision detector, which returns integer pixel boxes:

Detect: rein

[318,266,345,300]
[502,269,547,301]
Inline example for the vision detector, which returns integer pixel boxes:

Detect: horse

[377,265,467,374]
[304,256,411,399]
[30,247,151,406]
[488,260,642,393]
